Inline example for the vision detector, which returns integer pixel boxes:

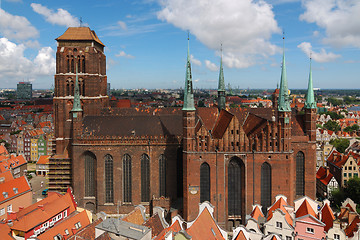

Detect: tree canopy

[329,138,350,153]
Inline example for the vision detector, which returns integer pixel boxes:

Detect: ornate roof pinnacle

[278,34,291,112]
[305,56,317,109]
[182,32,195,111]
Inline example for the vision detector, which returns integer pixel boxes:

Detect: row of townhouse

[0,146,27,179]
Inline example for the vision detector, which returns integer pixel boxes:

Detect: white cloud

[300,0,360,48]
[297,42,341,63]
[205,60,218,71]
[0,9,39,41]
[115,50,135,59]
[190,54,201,66]
[0,38,55,83]
[31,3,79,27]
[158,0,281,69]
[117,21,127,30]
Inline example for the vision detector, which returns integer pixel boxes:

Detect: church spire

[217,44,226,110]
[304,56,316,109]
[278,35,291,112]
[182,33,195,111]
[71,56,82,113]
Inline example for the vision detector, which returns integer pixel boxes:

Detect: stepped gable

[212,109,234,139]
[82,114,182,137]
[56,27,104,46]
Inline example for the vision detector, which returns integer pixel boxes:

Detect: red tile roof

[56,27,104,46]
[320,202,335,232]
[197,107,219,132]
[12,192,76,232]
[186,207,225,240]
[0,171,14,182]
[142,213,165,238]
[212,109,234,139]
[345,215,360,238]
[0,146,8,155]
[267,197,293,226]
[68,218,103,240]
[37,155,50,165]
[37,210,91,240]
[250,205,264,222]
[0,223,13,240]
[154,219,182,240]
[296,199,316,218]
[0,176,31,204]
[121,207,145,225]
[316,167,335,185]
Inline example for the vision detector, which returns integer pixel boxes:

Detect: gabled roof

[37,155,50,165]
[0,146,8,155]
[196,107,219,132]
[121,206,146,226]
[267,196,293,227]
[212,109,234,139]
[345,215,360,238]
[142,213,165,238]
[37,210,91,240]
[154,218,182,240]
[56,27,104,46]
[12,192,76,232]
[320,202,335,232]
[186,204,226,240]
[250,205,264,222]
[68,218,103,240]
[316,167,335,185]
[0,223,14,240]
[296,199,316,218]
[233,227,250,240]
[0,176,31,205]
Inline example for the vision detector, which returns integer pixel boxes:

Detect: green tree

[329,138,350,153]
[331,177,360,212]
[328,97,343,106]
[323,120,341,132]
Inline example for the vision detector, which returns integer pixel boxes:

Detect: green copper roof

[278,48,291,112]
[182,35,195,111]
[71,60,83,113]
[304,58,317,109]
[217,46,226,110]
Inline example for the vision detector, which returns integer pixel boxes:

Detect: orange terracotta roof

[37,155,50,165]
[154,219,182,240]
[142,213,165,238]
[234,229,248,240]
[0,176,31,204]
[186,207,225,240]
[68,218,103,240]
[345,215,360,238]
[320,203,335,232]
[56,27,104,46]
[0,223,13,240]
[267,197,293,227]
[296,199,316,218]
[37,210,91,240]
[0,171,14,182]
[0,146,8,155]
[212,109,234,139]
[38,121,51,128]
[250,205,264,222]
[121,207,145,225]
[117,99,131,108]
[12,192,76,232]
[316,167,335,185]
[197,107,219,131]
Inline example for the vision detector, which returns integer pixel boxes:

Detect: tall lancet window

[228,157,244,216]
[159,154,166,197]
[123,154,132,203]
[200,162,210,203]
[141,154,150,202]
[261,162,272,212]
[296,151,305,195]
[105,154,113,203]
[84,152,96,197]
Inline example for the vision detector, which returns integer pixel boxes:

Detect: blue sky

[0,0,359,90]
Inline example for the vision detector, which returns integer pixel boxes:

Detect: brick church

[50,27,316,229]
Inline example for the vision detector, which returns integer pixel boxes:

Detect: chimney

[38,205,44,211]
[326,167,330,176]
[18,206,24,211]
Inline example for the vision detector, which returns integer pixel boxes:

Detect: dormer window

[2,192,8,198]
[13,188,18,194]
[75,222,81,229]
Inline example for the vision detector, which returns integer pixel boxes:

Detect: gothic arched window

[105,154,113,203]
[84,152,96,197]
[200,162,210,203]
[123,154,132,203]
[228,157,244,216]
[141,154,150,202]
[261,162,272,212]
[159,154,166,197]
[82,56,86,73]
[296,151,305,196]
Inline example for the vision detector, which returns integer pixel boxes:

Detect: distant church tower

[51,27,108,192]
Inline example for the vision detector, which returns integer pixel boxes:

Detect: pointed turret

[182,35,195,111]
[71,57,83,114]
[304,58,316,109]
[278,44,291,112]
[217,45,226,110]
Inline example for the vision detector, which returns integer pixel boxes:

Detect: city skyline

[0,0,359,90]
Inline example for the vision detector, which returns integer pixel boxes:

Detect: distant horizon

[0,1,359,90]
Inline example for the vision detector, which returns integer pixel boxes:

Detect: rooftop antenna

[79,17,83,27]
